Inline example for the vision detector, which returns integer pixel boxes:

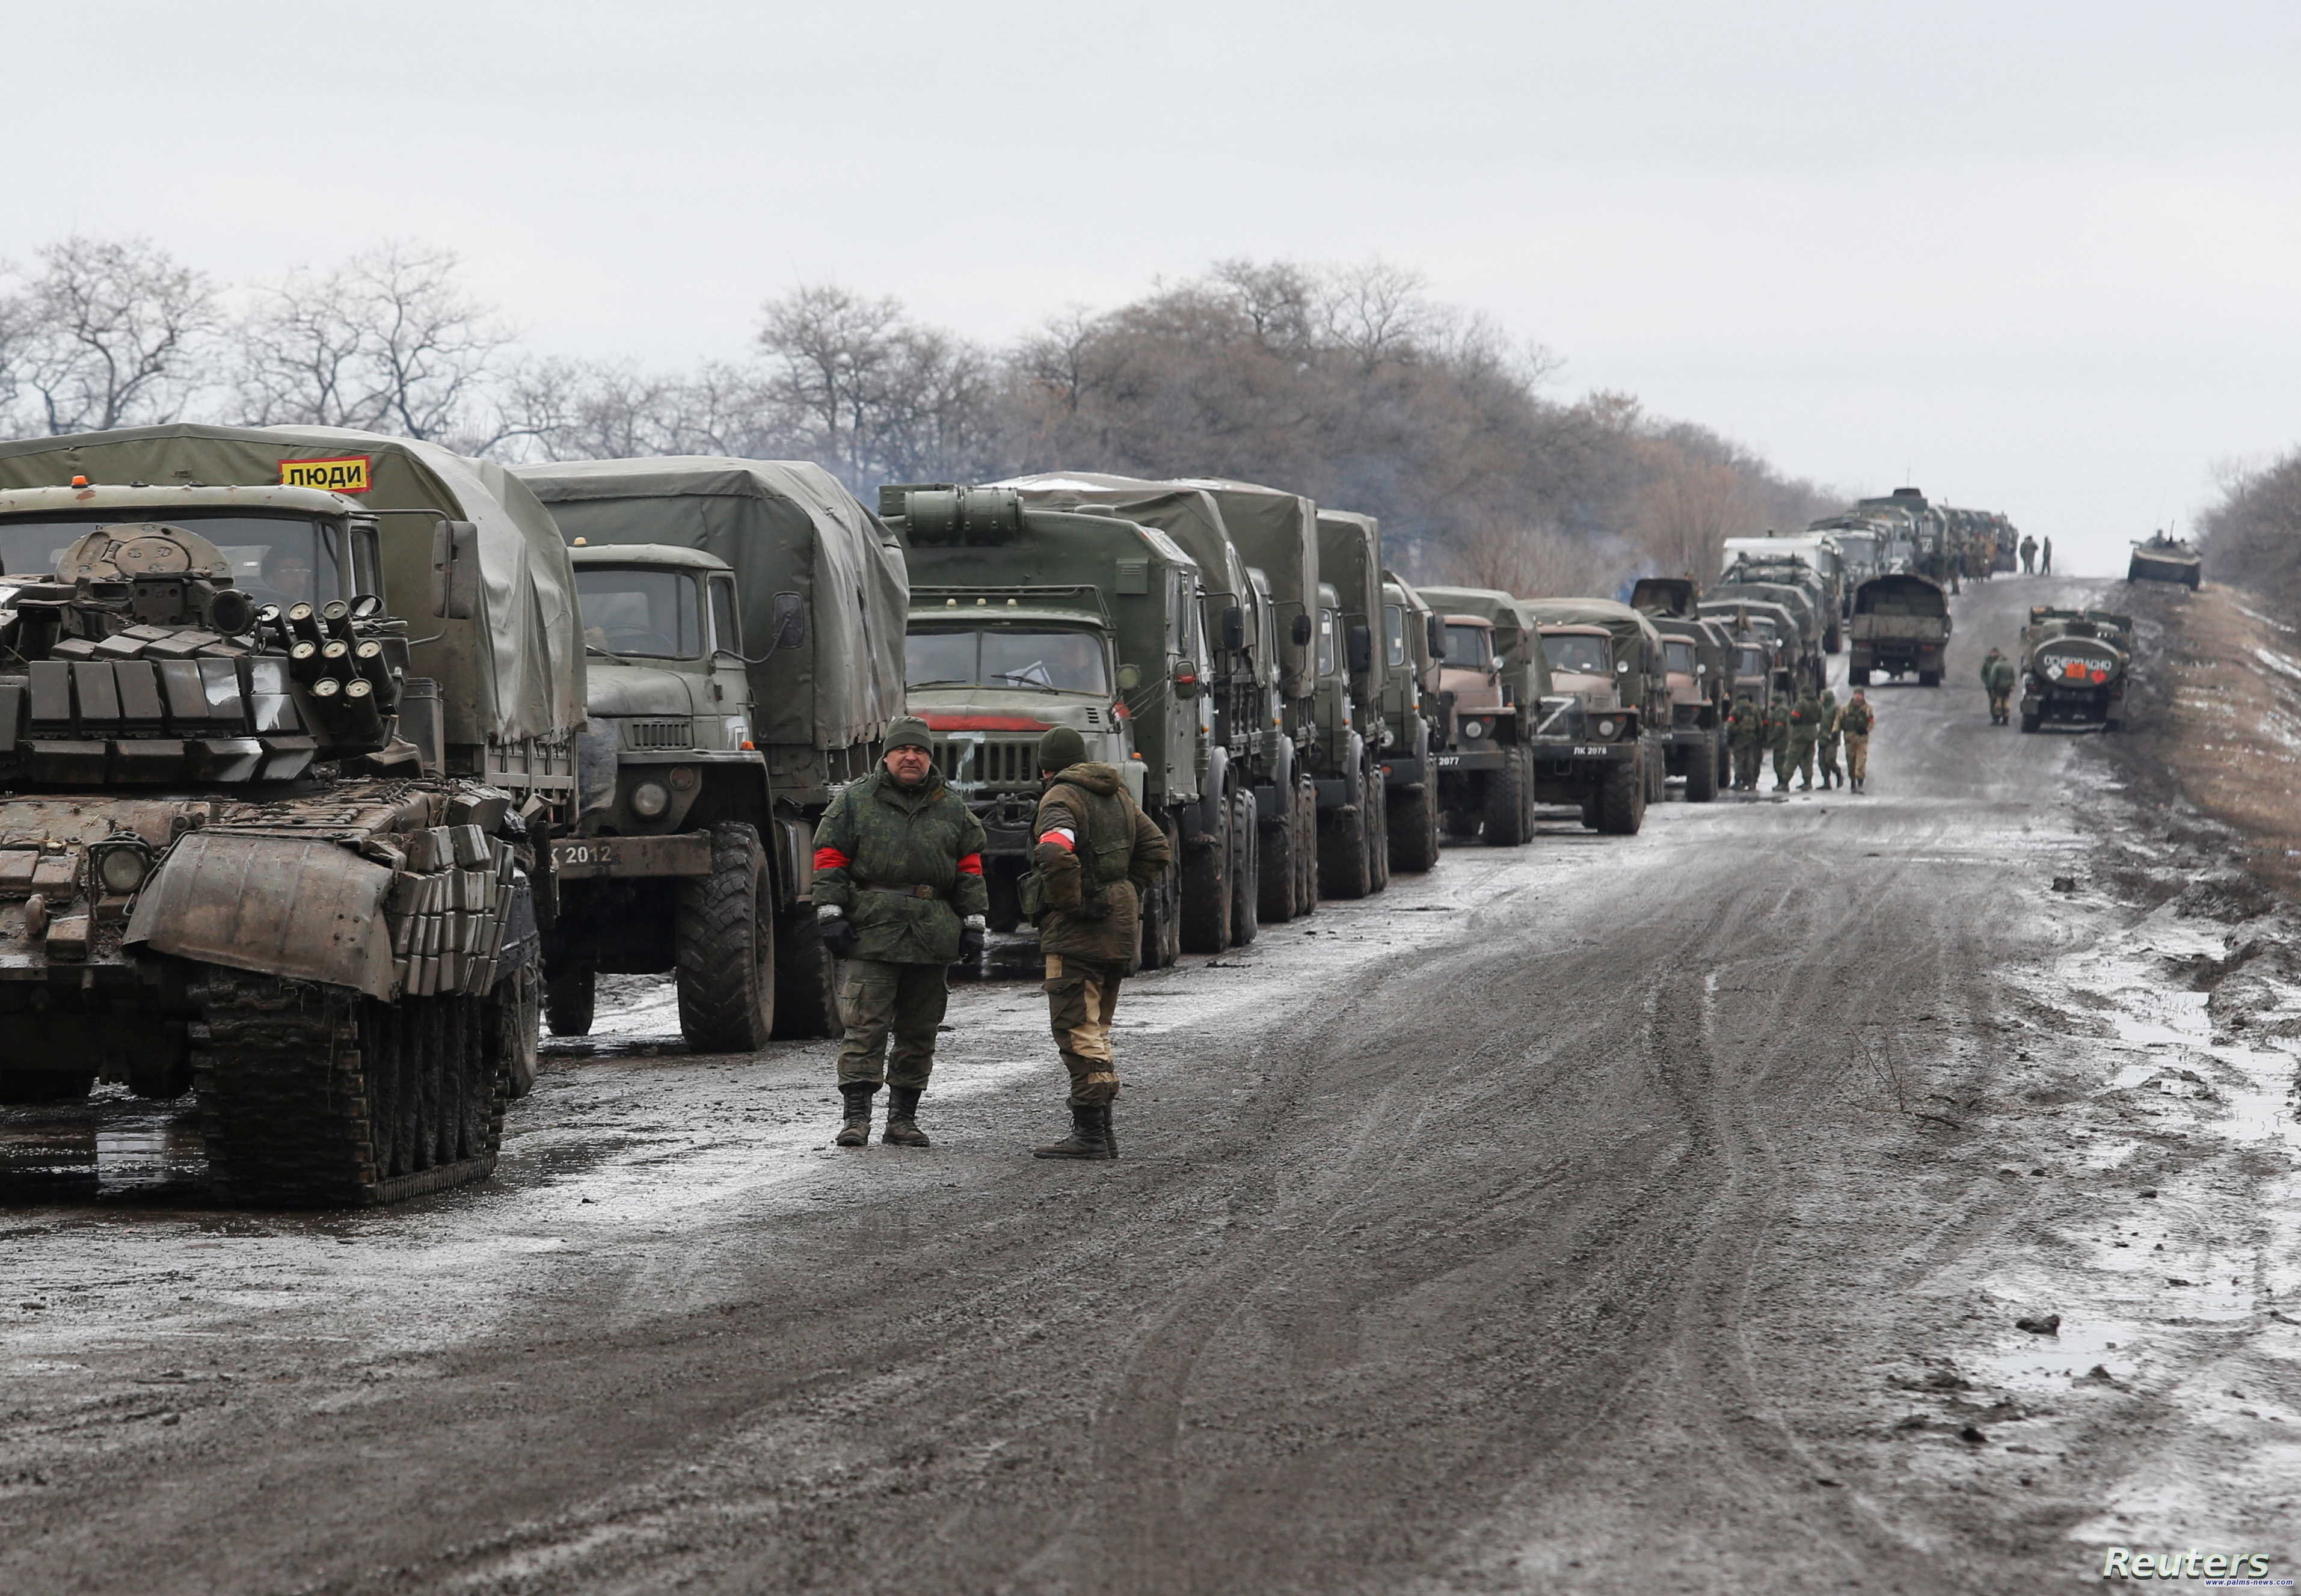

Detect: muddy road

[7,574,2299,1594]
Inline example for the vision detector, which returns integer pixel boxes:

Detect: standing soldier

[2020,534,2038,574]
[1982,646,2018,725]
[1839,689,1876,793]
[1726,692,1765,791]
[1816,687,1844,790]
[813,717,989,1149]
[1786,687,1823,791]
[2041,535,2053,574]
[1763,693,1793,792]
[1028,726,1172,1161]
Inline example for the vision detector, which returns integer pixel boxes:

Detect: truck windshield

[0,512,348,609]
[1383,604,1406,668]
[1664,640,1698,675]
[1440,624,1490,669]
[1737,646,1768,675]
[908,626,1108,694]
[1542,634,1611,676]
[576,568,704,658]
[1316,608,1338,678]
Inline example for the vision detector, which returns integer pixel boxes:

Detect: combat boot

[882,1086,930,1147]
[1033,1105,1116,1161]
[834,1083,876,1147]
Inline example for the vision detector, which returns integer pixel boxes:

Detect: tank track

[190,970,510,1206]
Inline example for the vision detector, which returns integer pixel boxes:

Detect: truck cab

[1376,572,1443,871]
[1415,586,1544,848]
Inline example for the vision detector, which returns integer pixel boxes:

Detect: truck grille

[934,736,1042,788]
[622,718,695,750]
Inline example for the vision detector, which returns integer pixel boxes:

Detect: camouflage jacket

[1839,701,1875,736]
[1982,655,2017,692]
[1725,701,1764,748]
[1817,696,1842,742]
[812,767,989,963]
[1032,762,1171,968]
[1787,695,1823,745]
[1760,704,1792,750]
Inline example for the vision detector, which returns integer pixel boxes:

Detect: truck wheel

[497,963,542,1099]
[1849,666,1870,686]
[1258,797,1298,923]
[1686,733,1719,802]
[674,823,775,1054]
[1294,781,1320,915]
[545,966,595,1037]
[1482,748,1530,846]
[1917,670,1941,688]
[1228,790,1260,946]
[2020,712,2040,733]
[1388,782,1440,873]
[1366,766,1390,892]
[1825,620,1843,654]
[1180,794,1233,954]
[1317,791,1374,900]
[1139,818,1184,969]
[1598,755,1645,835]
[772,906,839,1039]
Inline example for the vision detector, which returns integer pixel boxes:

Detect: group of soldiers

[808,718,1167,1161]
[2019,534,2052,574]
[1725,686,1877,794]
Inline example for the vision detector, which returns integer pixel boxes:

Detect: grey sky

[17,0,2301,573]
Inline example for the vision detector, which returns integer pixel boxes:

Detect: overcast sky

[14,0,2300,574]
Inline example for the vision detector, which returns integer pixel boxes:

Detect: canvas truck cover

[1170,477,1321,698]
[1415,586,1555,702]
[1523,597,1667,658]
[994,473,1250,615]
[515,458,906,754]
[0,423,582,746]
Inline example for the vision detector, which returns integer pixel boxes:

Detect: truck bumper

[553,832,714,881]
[1528,738,1633,802]
[1378,751,1428,788]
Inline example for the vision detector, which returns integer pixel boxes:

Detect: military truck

[994,472,1286,940]
[1807,514,1890,592]
[1719,535,1845,647]
[1630,579,1725,803]
[1377,571,1445,871]
[1713,563,1829,681]
[2129,532,2202,589]
[515,460,905,1041]
[0,423,587,1205]
[1312,509,1390,898]
[880,485,1202,968]
[1857,488,1955,589]
[2020,606,2132,732]
[1415,587,1543,846]
[1848,573,1951,686]
[1698,596,1806,697]
[1523,598,1670,835]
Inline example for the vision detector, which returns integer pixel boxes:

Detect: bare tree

[757,284,908,487]
[17,236,218,433]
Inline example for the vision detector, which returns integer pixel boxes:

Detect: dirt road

[6,575,2299,1594]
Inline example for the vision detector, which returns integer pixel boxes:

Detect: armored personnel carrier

[0,424,585,1205]
[2128,532,2202,589]
[2020,606,2132,732]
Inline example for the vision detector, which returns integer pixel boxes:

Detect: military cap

[883,716,935,753]
[1038,725,1088,772]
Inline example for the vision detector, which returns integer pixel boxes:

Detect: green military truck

[1523,597,1671,835]
[995,473,1283,944]
[880,485,1203,968]
[1848,572,1951,686]
[1415,586,1544,846]
[0,423,587,1204]
[1377,571,1445,871]
[515,459,908,1043]
[1312,509,1391,898]
[1630,577,1725,802]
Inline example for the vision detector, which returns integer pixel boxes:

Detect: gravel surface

[4,574,2299,1594]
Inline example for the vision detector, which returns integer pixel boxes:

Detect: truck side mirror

[770,591,807,649]
[431,520,479,621]
[1347,623,1372,675]
[1221,606,1246,651]
[1172,660,1201,700]
[1427,615,1446,657]
[1291,613,1313,648]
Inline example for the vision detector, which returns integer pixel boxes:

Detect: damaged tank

[0,423,586,1204]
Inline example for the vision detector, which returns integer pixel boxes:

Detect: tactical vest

[1022,777,1139,918]
[1840,704,1873,734]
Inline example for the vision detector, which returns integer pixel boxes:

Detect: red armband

[813,846,850,871]
[1037,827,1076,852]
[957,852,983,876]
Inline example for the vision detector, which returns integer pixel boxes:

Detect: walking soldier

[1816,688,1844,790]
[1727,693,1765,791]
[1763,696,1793,791]
[1787,689,1823,791]
[1839,689,1876,793]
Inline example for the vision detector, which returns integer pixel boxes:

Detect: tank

[2128,533,2202,589]
[2020,607,2132,732]
[0,424,585,1206]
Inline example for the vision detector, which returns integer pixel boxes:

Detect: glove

[819,909,859,959]
[956,914,986,963]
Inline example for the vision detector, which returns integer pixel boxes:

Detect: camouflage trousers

[1843,732,1870,782]
[1733,744,1762,789]
[1988,690,2011,721]
[1771,746,1793,787]
[1818,738,1842,782]
[1045,953,1125,1108]
[835,957,949,1091]
[1789,738,1816,785]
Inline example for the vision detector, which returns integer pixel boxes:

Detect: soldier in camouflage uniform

[1981,646,2018,725]
[1839,689,1876,792]
[1816,688,1843,789]
[812,716,989,1148]
[1786,689,1823,791]
[1762,696,1793,791]
[1726,692,1765,791]
[1029,726,1172,1161]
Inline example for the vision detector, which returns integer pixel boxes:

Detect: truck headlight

[93,842,152,894]
[630,781,671,818]
[1461,718,1487,740]
[1595,717,1621,739]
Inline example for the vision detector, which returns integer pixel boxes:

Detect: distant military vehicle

[879,485,1204,968]
[1312,509,1392,898]
[1698,596,1807,696]
[1807,514,1891,591]
[1719,536,1845,646]
[1857,488,1952,586]
[1415,587,1543,846]
[1630,577,1725,802]
[517,459,909,1039]
[2020,606,2132,732]
[1715,560,1834,664]
[0,424,588,1205]
[1523,598,1670,835]
[1848,573,1951,686]
[1376,569,1445,871]
[2128,532,2202,589]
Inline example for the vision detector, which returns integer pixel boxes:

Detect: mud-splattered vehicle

[1414,587,1544,847]
[1523,598,1671,836]
[0,425,586,1204]
[2020,606,2133,733]
[1848,572,1952,686]
[1375,570,1445,871]
[1631,577,1725,803]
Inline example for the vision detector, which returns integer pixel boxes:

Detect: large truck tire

[2020,711,2040,734]
[1917,670,1941,688]
[1179,794,1233,954]
[1317,795,1374,900]
[1597,755,1646,836]
[1482,749,1530,847]
[1293,781,1319,916]
[1849,666,1871,686]
[545,965,595,1038]
[192,970,509,1207]
[1387,781,1440,873]
[1366,767,1390,892]
[1685,732,1720,802]
[1228,790,1260,947]
[674,823,775,1054]
[500,963,542,1099]
[1258,797,1300,923]
[1825,619,1843,654]
[1139,817,1184,969]
[772,906,838,1039]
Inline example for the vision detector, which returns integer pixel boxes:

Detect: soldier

[813,716,989,1149]
[2041,535,2053,574]
[1726,692,1765,791]
[2020,534,2038,574]
[1763,695,1793,791]
[1029,725,1172,1161]
[1839,688,1876,792]
[1816,687,1843,790]
[1981,646,2018,725]
[1786,687,1822,791]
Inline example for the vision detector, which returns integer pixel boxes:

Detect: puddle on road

[0,1088,207,1203]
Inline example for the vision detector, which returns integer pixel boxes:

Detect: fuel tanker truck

[0,424,586,1205]
[2020,606,2133,733]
